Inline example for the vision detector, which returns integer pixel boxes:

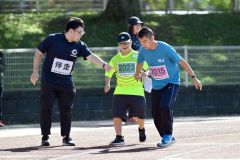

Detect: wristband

[103,63,106,69]
[191,74,196,79]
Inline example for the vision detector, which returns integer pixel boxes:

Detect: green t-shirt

[105,50,148,96]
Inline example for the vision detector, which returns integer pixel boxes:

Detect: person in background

[128,16,143,51]
[30,17,111,147]
[134,27,202,148]
[0,51,6,127]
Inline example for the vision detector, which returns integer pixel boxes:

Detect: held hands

[134,73,142,81]
[141,71,149,78]
[134,71,147,81]
[30,72,39,86]
[103,63,112,72]
[192,77,202,91]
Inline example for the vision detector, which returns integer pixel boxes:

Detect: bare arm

[30,50,44,85]
[104,76,111,93]
[134,63,144,81]
[86,53,111,72]
[179,59,202,90]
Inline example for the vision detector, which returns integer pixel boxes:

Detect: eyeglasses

[74,29,85,36]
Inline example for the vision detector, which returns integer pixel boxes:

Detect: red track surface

[0,117,240,160]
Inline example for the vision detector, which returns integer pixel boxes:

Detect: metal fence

[0,0,108,12]
[1,46,240,90]
[1,0,239,13]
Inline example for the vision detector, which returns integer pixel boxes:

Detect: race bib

[118,62,136,76]
[51,58,73,75]
[150,65,169,80]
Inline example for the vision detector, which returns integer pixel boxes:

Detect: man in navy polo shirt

[30,17,111,147]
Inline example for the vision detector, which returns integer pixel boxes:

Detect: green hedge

[0,12,240,48]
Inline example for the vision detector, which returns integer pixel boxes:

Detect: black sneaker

[62,137,75,146]
[41,135,50,147]
[139,128,146,142]
[109,136,125,146]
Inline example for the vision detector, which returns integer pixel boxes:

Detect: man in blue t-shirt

[30,17,111,147]
[134,27,202,148]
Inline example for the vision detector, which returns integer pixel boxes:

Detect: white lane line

[49,149,105,160]
[1,117,240,138]
[0,127,114,138]
[167,159,239,160]
[159,145,218,160]
[0,124,153,138]
[0,155,60,158]
[179,132,240,140]
[144,142,240,146]
[0,118,240,138]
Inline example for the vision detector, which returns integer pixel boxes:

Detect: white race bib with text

[51,58,73,75]
[149,65,169,80]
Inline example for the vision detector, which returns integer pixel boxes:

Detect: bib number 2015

[150,65,169,80]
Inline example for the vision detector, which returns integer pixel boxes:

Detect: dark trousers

[0,84,3,120]
[40,82,76,137]
[151,83,179,137]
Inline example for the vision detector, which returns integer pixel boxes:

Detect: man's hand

[193,77,202,91]
[30,72,39,86]
[134,73,141,81]
[103,63,112,72]
[104,84,110,93]
[141,71,148,78]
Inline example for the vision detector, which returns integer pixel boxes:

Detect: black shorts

[112,95,146,122]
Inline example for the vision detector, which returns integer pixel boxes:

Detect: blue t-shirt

[131,34,141,51]
[137,41,182,90]
[38,33,92,88]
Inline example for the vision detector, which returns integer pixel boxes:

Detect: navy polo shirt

[37,33,92,88]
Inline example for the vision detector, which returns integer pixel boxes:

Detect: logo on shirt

[132,53,138,58]
[70,49,78,57]
[158,59,165,63]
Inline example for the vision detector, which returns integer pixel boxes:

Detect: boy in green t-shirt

[104,32,148,146]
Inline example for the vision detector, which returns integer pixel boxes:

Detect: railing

[1,0,239,13]
[1,46,240,90]
[0,0,108,12]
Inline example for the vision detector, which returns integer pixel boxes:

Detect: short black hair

[138,27,154,39]
[65,17,84,32]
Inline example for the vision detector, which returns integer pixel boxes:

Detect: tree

[101,0,141,20]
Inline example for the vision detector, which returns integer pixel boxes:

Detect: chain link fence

[1,0,239,13]
[0,0,108,12]
[1,46,240,90]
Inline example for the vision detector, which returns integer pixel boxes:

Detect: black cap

[128,16,143,25]
[117,32,131,43]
